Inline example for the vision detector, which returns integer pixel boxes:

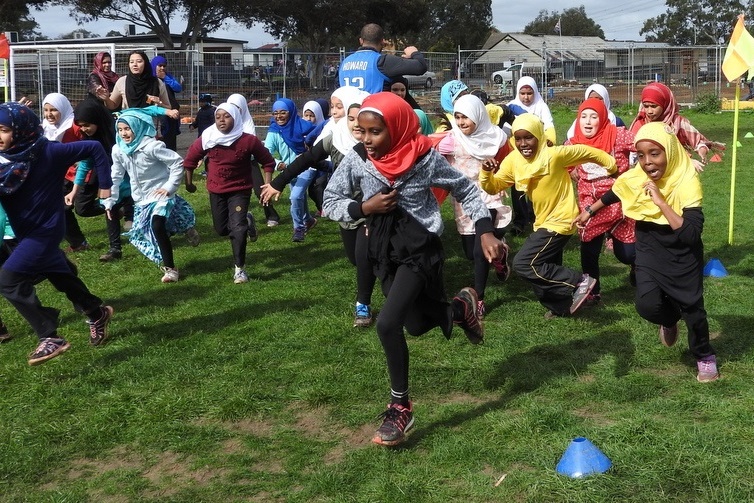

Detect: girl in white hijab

[507,76,556,145]
[437,94,512,318]
[42,93,75,141]
[226,93,256,135]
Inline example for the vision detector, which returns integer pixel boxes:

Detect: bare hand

[98,188,111,199]
[18,96,33,107]
[403,46,419,58]
[153,188,170,198]
[643,180,665,206]
[64,191,75,206]
[573,211,591,229]
[147,94,161,106]
[691,159,705,173]
[166,109,180,120]
[482,158,498,172]
[569,168,580,182]
[260,183,281,205]
[480,233,504,263]
[361,188,398,215]
[276,162,286,171]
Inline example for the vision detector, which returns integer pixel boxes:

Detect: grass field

[0,107,753,502]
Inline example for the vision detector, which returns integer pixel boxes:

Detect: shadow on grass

[704,241,754,276]
[401,330,635,448]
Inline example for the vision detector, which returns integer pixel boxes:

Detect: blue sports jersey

[338,50,388,94]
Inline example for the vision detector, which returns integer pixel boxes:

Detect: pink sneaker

[697,355,720,383]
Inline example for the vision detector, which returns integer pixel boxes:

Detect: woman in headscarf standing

[87,51,120,103]
[98,50,172,112]
[152,55,182,151]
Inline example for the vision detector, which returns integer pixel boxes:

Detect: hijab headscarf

[125,51,160,109]
[201,102,244,150]
[331,86,366,122]
[268,98,315,154]
[509,113,550,191]
[91,51,119,90]
[41,93,75,141]
[629,82,679,134]
[508,77,548,118]
[315,98,330,118]
[303,100,326,125]
[440,80,469,113]
[389,75,422,110]
[359,92,432,182]
[415,109,434,135]
[74,99,116,153]
[451,94,506,160]
[612,122,702,225]
[151,55,167,77]
[226,93,256,135]
[115,108,157,155]
[566,83,619,138]
[0,103,47,195]
[571,97,617,154]
[332,96,368,157]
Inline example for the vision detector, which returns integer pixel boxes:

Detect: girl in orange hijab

[566,97,636,304]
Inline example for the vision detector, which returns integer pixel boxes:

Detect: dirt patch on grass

[572,406,618,426]
[141,450,229,498]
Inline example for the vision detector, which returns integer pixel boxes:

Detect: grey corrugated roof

[472,33,608,65]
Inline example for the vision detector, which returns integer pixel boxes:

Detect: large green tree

[407,0,493,51]
[57,0,240,49]
[523,6,605,38]
[640,0,745,44]
[0,0,47,41]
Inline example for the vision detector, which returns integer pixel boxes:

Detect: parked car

[491,63,524,85]
[403,71,436,89]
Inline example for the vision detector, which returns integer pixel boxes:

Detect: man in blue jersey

[338,23,427,94]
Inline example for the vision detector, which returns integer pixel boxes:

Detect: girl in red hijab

[322,92,504,447]
[566,97,636,304]
[629,82,724,171]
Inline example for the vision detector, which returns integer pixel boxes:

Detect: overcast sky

[31,1,668,47]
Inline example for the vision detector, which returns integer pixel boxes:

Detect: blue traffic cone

[556,437,612,478]
[703,258,728,278]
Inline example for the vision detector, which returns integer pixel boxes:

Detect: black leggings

[376,265,452,402]
[580,234,636,295]
[339,225,376,306]
[151,215,174,269]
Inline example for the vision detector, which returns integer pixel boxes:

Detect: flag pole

[729,80,740,245]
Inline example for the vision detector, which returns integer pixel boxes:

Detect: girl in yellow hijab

[480,113,617,318]
[574,122,718,383]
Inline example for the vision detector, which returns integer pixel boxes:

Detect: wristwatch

[585,205,595,217]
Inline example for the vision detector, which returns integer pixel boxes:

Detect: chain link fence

[4,43,736,139]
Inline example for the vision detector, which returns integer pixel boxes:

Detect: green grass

[1,109,753,502]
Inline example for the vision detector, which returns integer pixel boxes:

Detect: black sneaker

[305,217,318,233]
[99,248,123,262]
[570,274,597,314]
[246,213,258,242]
[452,287,484,344]
[372,402,414,446]
[28,337,70,365]
[0,323,11,343]
[292,227,306,242]
[87,306,114,346]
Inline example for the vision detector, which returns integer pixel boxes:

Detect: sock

[390,389,410,407]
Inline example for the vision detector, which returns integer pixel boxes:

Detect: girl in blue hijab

[264,98,317,242]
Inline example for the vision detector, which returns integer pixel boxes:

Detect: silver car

[403,71,436,89]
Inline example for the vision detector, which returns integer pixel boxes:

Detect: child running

[437,94,512,318]
[564,97,636,304]
[0,102,114,365]
[323,92,504,446]
[103,109,198,283]
[480,113,616,318]
[260,87,374,326]
[184,102,276,284]
[629,82,724,171]
[263,98,315,242]
[574,122,719,382]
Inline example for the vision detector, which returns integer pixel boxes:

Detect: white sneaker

[161,267,180,283]
[233,266,249,284]
[186,227,200,247]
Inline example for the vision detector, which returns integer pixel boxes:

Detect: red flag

[0,34,9,60]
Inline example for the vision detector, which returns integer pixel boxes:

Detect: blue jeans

[289,168,317,229]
